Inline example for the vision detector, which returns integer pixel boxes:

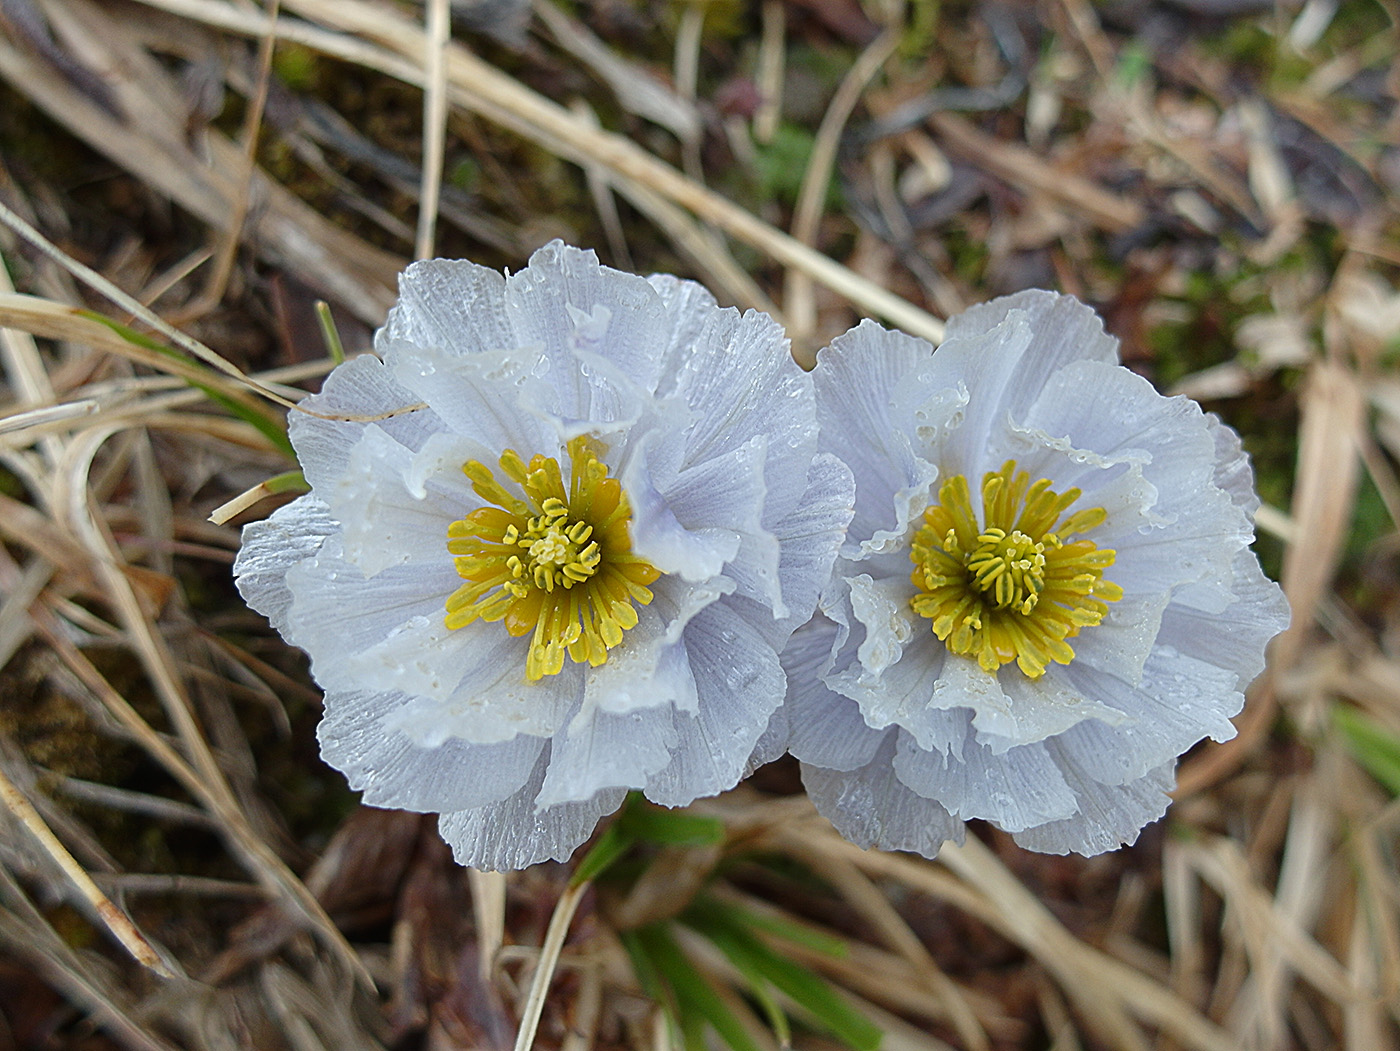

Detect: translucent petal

[1157,548,1289,689]
[892,729,1079,831]
[781,617,887,771]
[234,496,337,638]
[318,689,544,811]
[328,425,470,577]
[288,352,441,493]
[387,339,555,455]
[437,744,627,871]
[536,703,679,808]
[379,257,511,358]
[812,320,949,556]
[283,543,457,662]
[801,732,965,859]
[1012,753,1175,856]
[504,242,672,415]
[662,434,784,615]
[643,601,786,807]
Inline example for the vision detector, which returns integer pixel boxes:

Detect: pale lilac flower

[235,243,853,870]
[778,291,1289,857]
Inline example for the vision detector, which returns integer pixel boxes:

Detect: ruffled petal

[318,689,543,811]
[288,352,441,492]
[780,617,889,771]
[437,744,627,871]
[643,602,786,807]
[812,320,950,556]
[327,425,476,577]
[802,732,965,858]
[1051,647,1244,785]
[343,614,581,744]
[387,339,555,455]
[662,434,784,615]
[892,729,1079,831]
[234,496,337,638]
[379,257,511,358]
[504,242,673,416]
[1157,548,1289,688]
[536,703,679,808]
[666,306,817,497]
[1012,752,1175,856]
[283,541,458,662]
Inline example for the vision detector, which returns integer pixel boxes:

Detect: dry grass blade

[785,25,900,341]
[0,766,176,978]
[415,0,449,261]
[513,879,588,1051]
[0,292,287,420]
[0,3,400,322]
[0,902,180,1051]
[1276,360,1366,671]
[773,835,989,1050]
[1,0,1389,1047]
[129,0,947,342]
[807,825,1243,1051]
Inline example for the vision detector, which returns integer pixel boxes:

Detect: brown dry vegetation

[0,0,1397,1049]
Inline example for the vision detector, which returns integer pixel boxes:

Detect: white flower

[234,243,854,870]
[777,291,1289,857]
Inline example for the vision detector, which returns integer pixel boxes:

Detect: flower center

[909,459,1123,678]
[444,435,661,681]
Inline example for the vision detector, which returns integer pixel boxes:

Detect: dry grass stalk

[128,0,948,342]
[2,1,1394,1048]
[0,2,401,322]
[0,763,174,977]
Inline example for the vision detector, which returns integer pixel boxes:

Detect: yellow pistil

[444,435,661,681]
[910,460,1124,679]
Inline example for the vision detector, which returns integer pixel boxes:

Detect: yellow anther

[910,460,1120,678]
[445,434,661,680]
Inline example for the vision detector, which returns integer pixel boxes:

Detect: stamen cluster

[910,460,1123,678]
[445,435,660,681]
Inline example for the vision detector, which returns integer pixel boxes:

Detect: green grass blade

[77,310,295,460]
[618,804,725,846]
[683,899,882,1050]
[1335,705,1400,796]
[315,301,346,364]
[570,820,635,886]
[633,924,766,1051]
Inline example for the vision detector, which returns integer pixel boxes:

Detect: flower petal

[387,339,555,455]
[234,496,337,638]
[781,617,890,772]
[288,352,441,492]
[892,728,1079,831]
[536,703,679,808]
[643,602,786,807]
[328,425,476,576]
[1012,751,1175,856]
[284,540,457,661]
[1052,646,1244,785]
[802,732,965,858]
[379,257,512,358]
[318,689,543,811]
[813,320,950,557]
[437,744,627,871]
[1158,548,1289,688]
[504,242,673,413]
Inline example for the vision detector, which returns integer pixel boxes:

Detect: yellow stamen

[445,435,661,680]
[910,460,1122,678]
